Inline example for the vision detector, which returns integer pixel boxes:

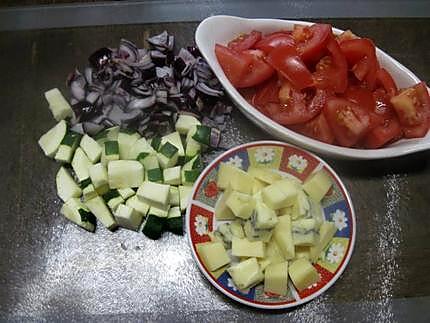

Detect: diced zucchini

[309,221,336,262]
[148,205,169,218]
[85,196,117,230]
[71,147,92,182]
[289,258,319,291]
[139,154,159,170]
[147,168,163,183]
[264,262,289,296]
[157,142,179,169]
[80,134,102,163]
[302,169,332,203]
[215,185,235,220]
[88,163,109,195]
[225,191,255,220]
[101,140,119,166]
[129,137,155,160]
[118,188,135,200]
[273,215,295,260]
[95,126,119,146]
[60,197,96,232]
[150,136,162,151]
[185,137,201,159]
[142,214,165,240]
[169,186,180,206]
[161,131,184,157]
[38,120,67,157]
[118,130,140,159]
[114,203,143,231]
[126,195,150,218]
[56,166,82,202]
[178,185,192,212]
[196,241,230,271]
[175,114,201,135]
[292,219,319,246]
[82,183,98,202]
[107,160,144,189]
[254,202,278,229]
[55,131,82,163]
[248,167,282,184]
[163,166,181,185]
[181,169,201,186]
[191,125,211,146]
[107,196,124,212]
[232,237,265,258]
[137,181,170,207]
[227,258,264,290]
[79,177,92,189]
[166,206,183,235]
[44,88,73,121]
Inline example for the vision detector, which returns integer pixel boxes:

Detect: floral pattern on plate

[187,142,355,309]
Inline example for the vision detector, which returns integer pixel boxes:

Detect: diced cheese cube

[217,163,253,194]
[225,191,255,220]
[258,258,272,272]
[289,258,320,291]
[255,202,278,229]
[248,166,282,184]
[215,184,235,220]
[273,215,295,260]
[196,241,230,271]
[266,239,285,265]
[227,258,264,290]
[232,237,265,258]
[261,181,297,210]
[108,160,144,189]
[292,219,318,246]
[230,221,245,238]
[309,221,337,262]
[252,178,268,195]
[137,181,170,207]
[163,166,182,185]
[302,170,332,202]
[295,246,311,260]
[114,204,143,231]
[264,261,289,296]
[243,220,273,243]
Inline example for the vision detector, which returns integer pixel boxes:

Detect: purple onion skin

[89,48,112,69]
[187,46,202,58]
[72,101,102,122]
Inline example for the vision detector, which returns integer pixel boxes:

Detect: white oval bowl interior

[195,15,430,159]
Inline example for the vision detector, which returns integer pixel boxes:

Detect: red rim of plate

[186,140,356,309]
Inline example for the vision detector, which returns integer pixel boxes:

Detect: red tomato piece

[313,37,348,93]
[336,30,359,43]
[293,24,332,63]
[291,113,335,144]
[215,44,274,88]
[364,117,403,148]
[375,68,398,97]
[344,86,383,129]
[254,33,295,54]
[227,30,262,52]
[414,81,430,120]
[403,121,429,139]
[324,97,370,147]
[340,38,378,89]
[252,77,280,109]
[215,44,252,87]
[390,86,426,126]
[266,45,313,90]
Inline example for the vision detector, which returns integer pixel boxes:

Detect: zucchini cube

[114,204,143,231]
[89,163,109,195]
[137,181,170,207]
[163,166,181,185]
[108,160,144,189]
[38,119,67,158]
[142,214,165,240]
[80,134,102,163]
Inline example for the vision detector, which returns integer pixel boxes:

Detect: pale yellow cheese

[309,221,337,262]
[230,221,245,238]
[302,169,332,202]
[227,257,264,290]
[231,237,265,258]
[261,181,297,210]
[196,241,230,271]
[215,184,235,220]
[266,239,285,265]
[255,202,278,229]
[289,258,320,291]
[295,246,311,260]
[264,261,289,296]
[273,215,295,259]
[225,191,255,220]
[248,167,282,184]
[252,178,268,195]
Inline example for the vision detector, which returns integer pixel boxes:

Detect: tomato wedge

[313,37,348,93]
[266,45,313,90]
[364,117,402,148]
[215,44,274,88]
[228,30,262,52]
[254,32,295,54]
[390,86,426,126]
[291,113,335,144]
[340,38,378,89]
[403,121,429,139]
[375,68,398,97]
[293,24,332,63]
[324,97,370,147]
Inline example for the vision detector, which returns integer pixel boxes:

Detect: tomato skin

[376,68,398,97]
[324,97,370,147]
[238,50,275,88]
[228,30,262,52]
[291,113,335,144]
[266,45,313,90]
[215,44,252,87]
[403,122,429,138]
[254,33,295,54]
[293,24,332,63]
[252,77,280,113]
[313,37,348,93]
[364,117,403,148]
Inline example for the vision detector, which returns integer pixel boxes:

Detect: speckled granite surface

[0,19,429,322]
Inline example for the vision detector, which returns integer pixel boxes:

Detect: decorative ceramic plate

[186,141,356,309]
